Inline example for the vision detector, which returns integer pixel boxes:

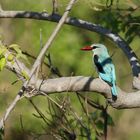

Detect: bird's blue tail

[111,84,117,96]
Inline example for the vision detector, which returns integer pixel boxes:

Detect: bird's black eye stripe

[93,46,99,49]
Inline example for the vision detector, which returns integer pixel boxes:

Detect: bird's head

[81,43,108,56]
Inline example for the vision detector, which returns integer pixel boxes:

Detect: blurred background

[0,0,140,139]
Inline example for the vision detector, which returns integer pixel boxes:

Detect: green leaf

[9,44,29,63]
[9,44,22,54]
[21,70,29,80]
[7,54,14,62]
[107,114,114,126]
[0,57,6,71]
[95,120,104,131]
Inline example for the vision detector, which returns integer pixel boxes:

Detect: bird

[81,43,117,97]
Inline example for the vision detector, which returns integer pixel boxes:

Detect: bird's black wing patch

[104,80,113,87]
[94,55,105,73]
[102,57,112,66]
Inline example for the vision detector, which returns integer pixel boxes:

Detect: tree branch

[0,94,23,129]
[0,10,140,76]
[35,76,140,109]
[0,0,77,130]
[3,43,140,110]
[21,0,76,93]
[1,5,140,132]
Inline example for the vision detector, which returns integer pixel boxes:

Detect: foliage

[21,95,114,140]
[0,41,29,80]
[0,0,140,140]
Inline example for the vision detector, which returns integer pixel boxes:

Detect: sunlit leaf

[7,54,14,62]
[21,70,29,80]
[0,57,6,71]
[9,44,22,54]
[9,44,29,63]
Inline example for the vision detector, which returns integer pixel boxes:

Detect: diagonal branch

[0,0,77,130]
[29,0,76,77]
[0,10,140,76]
[4,49,140,109]
[1,3,140,131]
[5,55,140,110]
[21,0,77,92]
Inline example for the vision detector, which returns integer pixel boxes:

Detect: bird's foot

[107,95,117,104]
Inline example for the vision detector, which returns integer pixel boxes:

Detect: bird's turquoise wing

[93,55,116,84]
[99,62,116,84]
[99,61,117,96]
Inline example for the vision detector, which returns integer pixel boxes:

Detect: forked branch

[0,10,140,76]
[0,0,77,130]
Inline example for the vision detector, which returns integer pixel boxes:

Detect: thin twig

[28,98,50,125]
[27,0,77,82]
[103,104,108,140]
[45,53,62,77]
[76,92,88,116]
[0,0,77,130]
[70,107,91,140]
[41,92,63,109]
[20,0,77,93]
[0,94,23,129]
[40,28,43,50]
[78,93,104,110]
[22,51,62,77]
[1,10,139,76]
[19,114,25,132]
[52,0,59,13]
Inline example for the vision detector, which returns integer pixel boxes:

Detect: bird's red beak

[80,46,93,51]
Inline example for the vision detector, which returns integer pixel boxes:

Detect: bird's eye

[93,46,99,49]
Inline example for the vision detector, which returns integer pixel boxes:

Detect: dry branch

[0,2,140,133]
[0,0,77,130]
[0,10,140,76]
[4,51,140,109]
[35,76,140,109]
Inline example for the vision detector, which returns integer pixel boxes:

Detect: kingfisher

[81,43,117,96]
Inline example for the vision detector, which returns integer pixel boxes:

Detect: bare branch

[3,44,140,109]
[34,76,140,109]
[28,0,76,80]
[0,94,23,129]
[52,0,59,13]
[5,57,140,109]
[0,0,77,130]
[1,2,140,133]
[0,10,140,76]
[77,93,104,110]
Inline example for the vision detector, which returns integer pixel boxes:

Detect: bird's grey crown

[91,43,107,49]
[91,43,109,57]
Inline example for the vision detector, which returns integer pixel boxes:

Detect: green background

[0,0,140,139]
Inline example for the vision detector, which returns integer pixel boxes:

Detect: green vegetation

[0,0,140,140]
